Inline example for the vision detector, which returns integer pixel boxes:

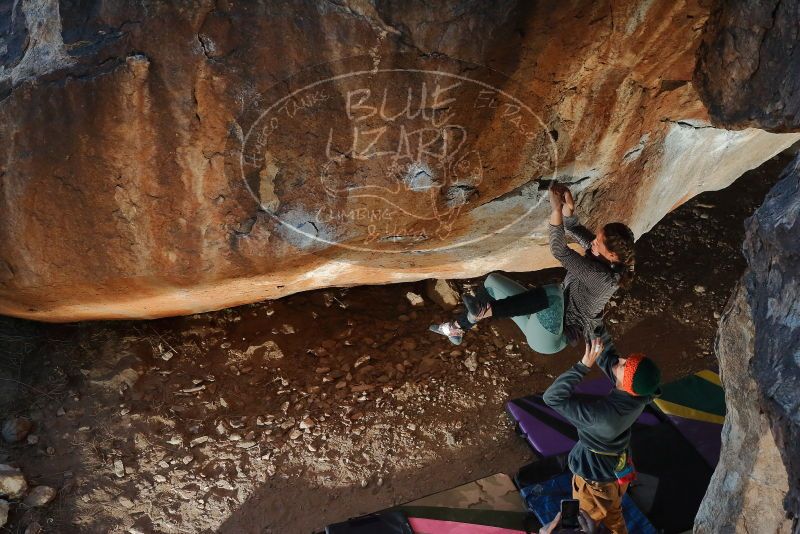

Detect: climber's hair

[603,222,636,289]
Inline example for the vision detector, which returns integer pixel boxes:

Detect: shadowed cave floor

[0,148,796,533]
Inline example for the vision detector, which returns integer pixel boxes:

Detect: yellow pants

[572,474,630,534]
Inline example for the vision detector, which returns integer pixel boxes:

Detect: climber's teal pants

[483,273,567,354]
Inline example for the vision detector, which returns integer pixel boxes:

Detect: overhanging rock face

[1,1,799,321]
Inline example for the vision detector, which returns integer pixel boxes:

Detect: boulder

[693,3,800,504]
[0,1,798,321]
[743,154,800,518]
[694,284,793,533]
[695,1,800,131]
[0,464,27,500]
[0,499,8,527]
[697,154,800,529]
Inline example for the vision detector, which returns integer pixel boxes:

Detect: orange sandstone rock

[0,1,798,321]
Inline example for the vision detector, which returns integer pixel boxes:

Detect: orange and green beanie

[621,354,661,396]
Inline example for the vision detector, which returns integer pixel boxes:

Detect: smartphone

[560,499,580,529]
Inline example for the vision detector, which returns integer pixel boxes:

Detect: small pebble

[113,460,125,478]
[189,436,209,447]
[405,292,425,307]
[2,417,32,443]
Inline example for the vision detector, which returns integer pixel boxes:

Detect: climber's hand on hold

[549,183,575,216]
[561,186,575,217]
[548,183,564,211]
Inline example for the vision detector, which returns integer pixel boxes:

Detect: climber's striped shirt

[549,215,621,340]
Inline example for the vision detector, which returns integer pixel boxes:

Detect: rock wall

[1,0,799,321]
[695,2,800,529]
[694,283,793,533]
[696,154,800,532]
[695,0,800,132]
[743,153,800,524]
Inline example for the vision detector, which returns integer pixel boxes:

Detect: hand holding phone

[559,499,580,529]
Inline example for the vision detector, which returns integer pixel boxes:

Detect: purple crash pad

[506,376,660,457]
[652,370,725,469]
[664,416,721,468]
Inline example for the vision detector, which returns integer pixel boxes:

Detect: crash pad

[519,472,656,534]
[397,473,537,532]
[653,370,725,467]
[506,377,661,457]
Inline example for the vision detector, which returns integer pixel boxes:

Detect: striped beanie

[621,354,661,396]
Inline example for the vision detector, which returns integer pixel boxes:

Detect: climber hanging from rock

[429,182,636,353]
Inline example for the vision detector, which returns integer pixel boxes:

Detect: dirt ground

[0,149,795,533]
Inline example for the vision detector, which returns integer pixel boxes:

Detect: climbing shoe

[429,322,464,345]
[463,294,492,323]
